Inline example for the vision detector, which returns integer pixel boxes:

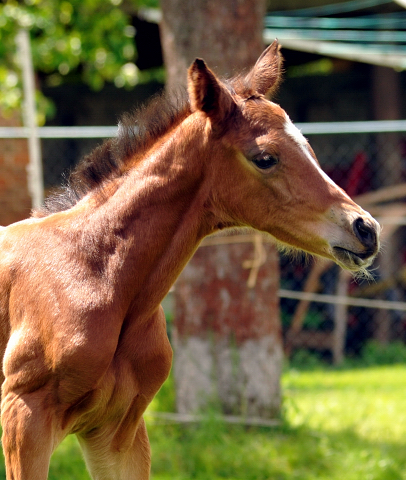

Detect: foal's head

[188,41,380,273]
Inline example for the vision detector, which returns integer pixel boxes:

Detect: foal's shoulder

[0,217,46,258]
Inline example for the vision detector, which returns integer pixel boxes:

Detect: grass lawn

[0,364,405,479]
[147,364,406,480]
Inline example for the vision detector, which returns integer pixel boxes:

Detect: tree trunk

[372,65,402,344]
[160,1,283,418]
[173,238,282,417]
[160,0,266,90]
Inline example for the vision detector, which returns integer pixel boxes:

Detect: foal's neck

[82,115,216,317]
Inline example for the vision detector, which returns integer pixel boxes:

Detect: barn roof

[264,0,406,70]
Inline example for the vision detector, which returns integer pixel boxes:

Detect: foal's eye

[252,153,279,171]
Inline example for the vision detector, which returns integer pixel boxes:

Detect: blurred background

[1,2,406,477]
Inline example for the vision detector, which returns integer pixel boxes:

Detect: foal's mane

[33,89,191,218]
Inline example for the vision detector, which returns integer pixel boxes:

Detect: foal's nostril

[353,217,377,250]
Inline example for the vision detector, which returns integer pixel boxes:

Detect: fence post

[333,270,351,364]
[16,29,44,210]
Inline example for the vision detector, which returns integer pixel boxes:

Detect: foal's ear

[245,40,283,97]
[188,58,235,126]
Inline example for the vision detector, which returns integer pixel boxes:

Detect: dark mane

[33,89,191,218]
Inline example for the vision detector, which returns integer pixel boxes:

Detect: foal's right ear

[188,58,235,128]
[245,40,283,97]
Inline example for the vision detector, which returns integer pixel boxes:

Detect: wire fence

[281,126,406,363]
[1,121,406,363]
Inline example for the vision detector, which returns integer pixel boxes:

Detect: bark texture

[160,0,266,90]
[173,241,282,417]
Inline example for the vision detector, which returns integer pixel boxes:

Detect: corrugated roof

[265,0,406,69]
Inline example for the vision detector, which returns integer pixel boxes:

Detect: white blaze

[283,114,347,192]
[284,115,307,147]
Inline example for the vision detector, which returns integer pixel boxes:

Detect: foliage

[48,437,91,480]
[0,0,144,123]
[289,348,326,370]
[281,306,326,330]
[288,58,334,78]
[360,340,406,366]
[288,340,406,371]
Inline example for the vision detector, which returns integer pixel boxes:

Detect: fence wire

[280,130,406,362]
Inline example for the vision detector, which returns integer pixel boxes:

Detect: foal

[0,41,379,479]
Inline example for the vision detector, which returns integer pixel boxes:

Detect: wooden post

[372,65,401,344]
[333,270,351,365]
[16,29,44,210]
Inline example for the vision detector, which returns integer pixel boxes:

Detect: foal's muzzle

[353,217,379,257]
[332,215,380,271]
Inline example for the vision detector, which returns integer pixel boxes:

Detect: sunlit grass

[0,364,405,480]
[283,366,406,442]
[148,364,406,480]
[48,436,91,480]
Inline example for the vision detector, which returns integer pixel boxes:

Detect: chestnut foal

[0,42,379,479]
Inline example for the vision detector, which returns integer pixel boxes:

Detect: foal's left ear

[188,58,235,127]
[245,40,283,97]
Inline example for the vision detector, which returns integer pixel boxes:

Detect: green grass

[0,364,405,479]
[48,437,91,480]
[147,364,406,480]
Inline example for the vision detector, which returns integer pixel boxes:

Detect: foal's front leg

[1,389,62,480]
[78,306,172,480]
[78,416,151,480]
